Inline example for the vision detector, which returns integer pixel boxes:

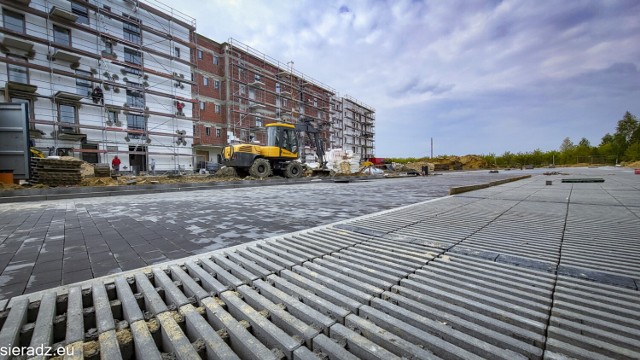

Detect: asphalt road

[0,171,527,299]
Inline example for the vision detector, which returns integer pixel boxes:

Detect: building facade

[192,36,376,163]
[0,0,195,173]
[331,95,376,159]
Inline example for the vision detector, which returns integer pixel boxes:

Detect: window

[103,40,113,54]
[71,2,89,25]
[205,127,211,136]
[107,110,118,124]
[275,83,280,93]
[283,98,288,108]
[203,77,209,86]
[213,55,219,65]
[248,88,255,100]
[239,84,245,95]
[197,50,203,59]
[123,17,141,44]
[214,79,220,89]
[215,104,220,113]
[7,55,28,84]
[59,103,77,133]
[76,69,92,96]
[126,114,145,138]
[216,128,221,137]
[124,48,142,65]
[314,98,318,107]
[255,117,262,127]
[254,74,261,81]
[175,47,180,58]
[53,25,71,46]
[3,9,25,33]
[126,82,144,108]
[103,5,111,11]
[199,101,205,110]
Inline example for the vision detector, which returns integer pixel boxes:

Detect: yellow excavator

[222,117,326,178]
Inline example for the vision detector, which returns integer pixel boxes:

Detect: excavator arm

[295,117,326,169]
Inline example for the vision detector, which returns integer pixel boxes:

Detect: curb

[448,175,532,195]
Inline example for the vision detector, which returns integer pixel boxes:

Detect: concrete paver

[0,171,524,299]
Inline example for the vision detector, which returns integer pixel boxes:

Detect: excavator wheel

[249,158,271,178]
[284,162,303,178]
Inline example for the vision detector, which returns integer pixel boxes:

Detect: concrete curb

[448,175,532,195]
[0,175,384,204]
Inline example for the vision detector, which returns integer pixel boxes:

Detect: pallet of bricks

[31,157,82,186]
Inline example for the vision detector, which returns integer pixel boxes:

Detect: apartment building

[331,95,376,159]
[192,36,376,163]
[0,0,195,173]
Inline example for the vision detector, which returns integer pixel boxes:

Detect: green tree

[615,111,639,143]
[624,142,640,161]
[560,137,574,153]
[578,137,591,148]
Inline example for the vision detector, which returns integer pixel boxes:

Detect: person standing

[112,155,121,175]
[150,158,156,176]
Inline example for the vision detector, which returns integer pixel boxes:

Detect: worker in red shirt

[111,155,121,175]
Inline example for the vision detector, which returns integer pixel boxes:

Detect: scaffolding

[224,38,335,149]
[0,0,196,173]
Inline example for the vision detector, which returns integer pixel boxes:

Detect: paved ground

[1,166,638,359]
[0,171,528,299]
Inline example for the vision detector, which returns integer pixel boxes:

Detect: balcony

[51,50,81,68]
[54,91,84,102]
[49,7,78,22]
[249,80,265,88]
[0,35,34,52]
[3,81,37,94]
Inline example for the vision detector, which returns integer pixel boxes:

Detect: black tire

[249,158,271,178]
[284,162,303,178]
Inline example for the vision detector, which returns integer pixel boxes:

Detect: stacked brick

[31,158,83,186]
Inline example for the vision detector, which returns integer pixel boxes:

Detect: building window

[239,84,245,95]
[126,83,144,108]
[213,55,219,65]
[76,69,92,96]
[59,103,77,133]
[103,40,113,54]
[254,74,261,81]
[255,117,262,127]
[3,9,25,33]
[197,50,203,59]
[107,110,118,125]
[53,25,71,46]
[124,48,142,65]
[314,98,318,107]
[6,55,28,84]
[214,79,220,89]
[216,128,221,137]
[126,114,145,138]
[203,77,209,86]
[282,98,288,108]
[175,47,180,58]
[248,88,255,100]
[205,127,211,136]
[215,104,220,113]
[199,101,205,110]
[71,2,89,25]
[275,83,280,93]
[123,17,141,44]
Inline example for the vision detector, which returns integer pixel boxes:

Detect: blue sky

[182,0,640,157]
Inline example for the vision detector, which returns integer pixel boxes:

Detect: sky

[179,0,640,157]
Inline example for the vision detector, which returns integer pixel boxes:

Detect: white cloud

[179,0,640,157]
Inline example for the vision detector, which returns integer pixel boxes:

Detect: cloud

[181,0,640,157]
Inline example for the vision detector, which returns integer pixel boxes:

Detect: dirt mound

[213,166,239,178]
[405,155,490,171]
[625,160,640,168]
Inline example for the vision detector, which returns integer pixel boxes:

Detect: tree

[578,137,591,148]
[615,111,638,143]
[624,142,640,161]
[560,137,574,153]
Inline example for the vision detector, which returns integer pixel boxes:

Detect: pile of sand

[405,155,491,171]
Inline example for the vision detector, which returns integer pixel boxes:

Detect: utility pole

[430,137,433,158]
